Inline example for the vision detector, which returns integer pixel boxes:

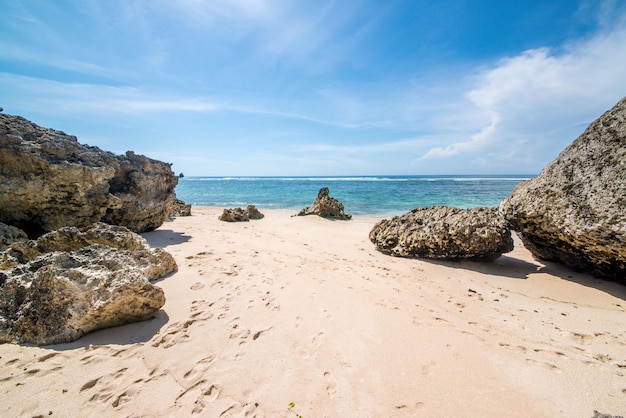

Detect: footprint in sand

[219,401,260,418]
[525,358,561,372]
[396,402,426,411]
[260,291,280,311]
[153,301,214,348]
[324,372,337,399]
[175,379,221,415]
[83,367,144,406]
[311,332,325,348]
[190,282,205,290]
[182,355,216,381]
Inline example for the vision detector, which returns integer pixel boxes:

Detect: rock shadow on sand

[428,256,626,301]
[142,229,191,248]
[46,310,170,350]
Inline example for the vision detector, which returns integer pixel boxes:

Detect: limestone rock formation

[170,198,192,217]
[0,222,165,270]
[500,97,626,282]
[219,205,264,222]
[297,187,351,220]
[0,113,177,236]
[0,223,176,345]
[369,206,513,260]
[0,223,27,252]
[101,151,178,232]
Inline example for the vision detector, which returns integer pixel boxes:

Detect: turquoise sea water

[175,175,533,218]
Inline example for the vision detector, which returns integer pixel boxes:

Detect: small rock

[297,187,351,220]
[219,205,264,222]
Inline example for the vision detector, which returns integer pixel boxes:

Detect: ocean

[174,175,533,218]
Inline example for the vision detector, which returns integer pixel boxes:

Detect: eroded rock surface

[297,187,351,220]
[0,113,177,235]
[101,151,178,232]
[0,223,27,252]
[219,205,264,222]
[171,198,192,217]
[500,97,626,282]
[0,223,176,345]
[369,206,513,260]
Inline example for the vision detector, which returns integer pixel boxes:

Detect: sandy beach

[1,206,624,417]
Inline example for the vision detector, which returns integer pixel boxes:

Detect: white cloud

[420,24,626,166]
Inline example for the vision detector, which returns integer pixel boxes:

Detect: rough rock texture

[219,205,264,222]
[0,223,28,252]
[0,113,178,236]
[0,223,176,345]
[369,206,513,260]
[0,222,165,270]
[500,97,626,282]
[101,151,178,232]
[297,187,352,220]
[171,198,192,217]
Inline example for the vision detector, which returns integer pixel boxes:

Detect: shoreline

[0,206,624,417]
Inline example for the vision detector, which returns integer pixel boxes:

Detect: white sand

[1,206,624,417]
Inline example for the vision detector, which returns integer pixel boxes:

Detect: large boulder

[0,113,178,236]
[500,97,626,282]
[369,206,513,260]
[0,223,176,345]
[297,187,352,220]
[0,222,160,270]
[101,151,179,232]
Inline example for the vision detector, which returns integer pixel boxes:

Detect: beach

[1,206,624,417]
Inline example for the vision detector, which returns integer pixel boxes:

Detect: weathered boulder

[101,151,178,232]
[500,97,626,282]
[0,113,178,236]
[219,205,264,222]
[0,222,164,270]
[0,223,27,252]
[297,187,352,220]
[0,223,176,345]
[369,206,513,260]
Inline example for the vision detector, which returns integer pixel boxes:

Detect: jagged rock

[101,151,178,232]
[0,113,178,236]
[0,223,176,345]
[0,245,167,345]
[170,198,192,217]
[219,205,264,222]
[246,205,265,220]
[0,222,163,270]
[500,97,626,282]
[297,187,352,220]
[0,223,28,252]
[369,206,513,260]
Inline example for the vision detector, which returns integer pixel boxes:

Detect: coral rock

[0,223,27,252]
[219,205,264,222]
[0,223,176,345]
[297,187,351,220]
[500,96,626,282]
[369,206,513,260]
[0,113,177,235]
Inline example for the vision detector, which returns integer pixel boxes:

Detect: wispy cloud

[0,73,219,114]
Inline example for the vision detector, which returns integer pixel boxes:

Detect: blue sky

[1,0,626,176]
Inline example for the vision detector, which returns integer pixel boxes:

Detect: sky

[1,0,626,176]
